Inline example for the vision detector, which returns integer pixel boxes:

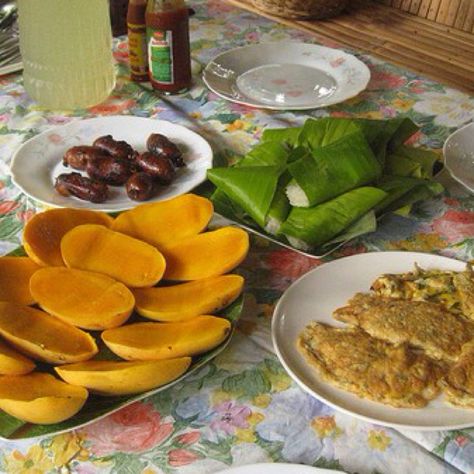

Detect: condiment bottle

[17,0,116,110]
[145,0,192,94]
[127,0,149,82]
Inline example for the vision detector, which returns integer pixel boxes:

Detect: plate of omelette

[272,251,474,430]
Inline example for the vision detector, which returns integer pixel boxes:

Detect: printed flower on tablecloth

[265,248,321,291]
[442,433,474,473]
[168,448,202,467]
[432,209,474,244]
[367,430,392,451]
[210,401,251,436]
[256,388,334,464]
[413,90,474,127]
[88,98,136,116]
[81,402,173,455]
[4,445,55,473]
[367,69,407,90]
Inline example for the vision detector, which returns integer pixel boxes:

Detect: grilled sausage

[126,172,155,201]
[146,133,184,167]
[55,173,108,203]
[86,155,132,186]
[136,152,175,185]
[93,135,137,161]
[63,146,109,171]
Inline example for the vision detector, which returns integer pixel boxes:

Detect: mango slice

[0,372,88,424]
[55,357,191,396]
[111,194,213,248]
[30,267,135,330]
[0,302,98,364]
[0,257,40,305]
[61,224,166,288]
[0,340,35,375]
[161,227,249,281]
[102,316,231,360]
[133,274,244,321]
[23,208,113,266]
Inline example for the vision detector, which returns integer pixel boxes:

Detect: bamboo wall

[376,0,474,32]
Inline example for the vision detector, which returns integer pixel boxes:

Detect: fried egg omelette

[333,293,474,362]
[443,341,474,408]
[371,264,474,320]
[298,322,444,408]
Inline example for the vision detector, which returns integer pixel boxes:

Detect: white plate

[272,251,474,431]
[203,42,370,110]
[443,121,474,193]
[10,116,213,212]
[218,463,345,474]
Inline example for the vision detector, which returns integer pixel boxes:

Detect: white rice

[286,181,309,207]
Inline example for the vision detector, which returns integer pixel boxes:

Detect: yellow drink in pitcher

[17,0,116,109]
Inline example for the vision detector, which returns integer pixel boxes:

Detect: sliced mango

[0,372,88,424]
[0,302,98,364]
[55,357,191,396]
[61,224,166,288]
[23,208,113,266]
[30,267,135,330]
[133,274,244,321]
[0,340,35,375]
[161,227,249,281]
[0,256,40,305]
[102,316,231,360]
[111,194,213,248]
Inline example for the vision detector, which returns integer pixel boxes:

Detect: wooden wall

[376,0,474,32]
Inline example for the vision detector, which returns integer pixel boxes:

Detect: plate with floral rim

[202,42,370,110]
[9,116,213,213]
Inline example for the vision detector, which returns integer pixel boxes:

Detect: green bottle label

[147,28,173,84]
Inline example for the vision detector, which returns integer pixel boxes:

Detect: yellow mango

[55,357,191,396]
[23,208,113,266]
[162,227,249,281]
[30,267,135,330]
[0,340,35,375]
[111,194,213,248]
[0,256,40,305]
[0,302,98,364]
[133,274,244,321]
[0,372,88,424]
[61,224,166,288]
[102,316,231,360]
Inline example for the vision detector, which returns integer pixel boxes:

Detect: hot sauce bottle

[145,0,192,94]
[127,0,149,82]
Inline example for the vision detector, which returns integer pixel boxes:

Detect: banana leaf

[375,176,426,213]
[207,166,282,228]
[383,181,444,214]
[261,127,302,147]
[385,146,441,179]
[280,186,387,249]
[237,141,289,168]
[264,172,292,235]
[286,131,382,207]
[322,211,377,247]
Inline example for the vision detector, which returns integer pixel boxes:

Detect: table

[0,0,473,472]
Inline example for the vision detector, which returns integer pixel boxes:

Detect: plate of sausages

[10,116,213,212]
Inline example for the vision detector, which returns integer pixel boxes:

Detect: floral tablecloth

[1,1,474,473]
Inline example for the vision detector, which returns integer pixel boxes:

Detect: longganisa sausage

[86,155,133,186]
[126,172,156,201]
[135,152,175,185]
[55,172,109,203]
[63,146,109,171]
[93,135,138,161]
[146,133,185,168]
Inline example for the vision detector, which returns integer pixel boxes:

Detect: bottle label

[147,28,173,84]
[128,24,148,78]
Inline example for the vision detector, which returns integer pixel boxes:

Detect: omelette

[443,341,474,408]
[371,264,474,320]
[298,322,444,408]
[333,293,474,362]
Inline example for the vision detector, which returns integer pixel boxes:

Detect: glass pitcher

[17,0,116,109]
